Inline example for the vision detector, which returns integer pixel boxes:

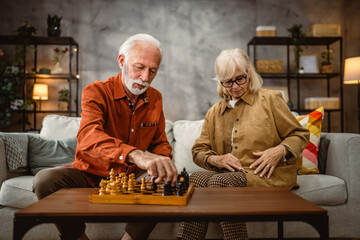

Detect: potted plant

[287,24,305,75]
[0,62,22,127]
[15,21,37,74]
[47,14,62,37]
[321,49,333,73]
[58,88,69,110]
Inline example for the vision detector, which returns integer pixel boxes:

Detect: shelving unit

[0,36,80,131]
[247,36,343,132]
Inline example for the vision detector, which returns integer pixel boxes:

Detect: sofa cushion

[0,176,37,208]
[172,120,207,173]
[39,114,175,148]
[40,114,81,140]
[28,136,77,175]
[293,174,347,205]
[0,133,29,172]
[165,120,174,148]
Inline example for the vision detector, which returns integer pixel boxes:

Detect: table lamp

[32,83,48,111]
[344,56,360,132]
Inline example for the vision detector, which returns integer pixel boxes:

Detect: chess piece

[141,178,146,192]
[162,181,174,196]
[151,177,158,191]
[176,177,186,196]
[180,168,190,190]
[128,177,135,191]
[110,181,117,195]
[123,176,128,191]
[99,179,106,195]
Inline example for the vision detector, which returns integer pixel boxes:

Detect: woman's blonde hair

[214,48,263,100]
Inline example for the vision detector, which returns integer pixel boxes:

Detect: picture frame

[263,86,289,102]
[300,55,319,73]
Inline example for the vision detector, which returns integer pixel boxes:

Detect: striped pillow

[296,107,324,174]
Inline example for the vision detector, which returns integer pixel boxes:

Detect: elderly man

[33,34,177,240]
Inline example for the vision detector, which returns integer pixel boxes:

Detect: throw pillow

[295,107,324,174]
[28,136,77,175]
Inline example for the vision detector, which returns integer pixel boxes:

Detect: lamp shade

[33,83,48,100]
[344,56,360,84]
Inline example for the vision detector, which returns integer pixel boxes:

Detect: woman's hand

[250,145,286,178]
[207,154,244,172]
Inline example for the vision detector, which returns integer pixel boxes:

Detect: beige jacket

[192,89,309,190]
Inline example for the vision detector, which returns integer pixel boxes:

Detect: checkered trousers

[177,170,248,240]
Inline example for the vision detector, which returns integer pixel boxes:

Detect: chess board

[89,182,195,206]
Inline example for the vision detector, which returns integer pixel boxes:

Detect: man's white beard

[122,64,150,96]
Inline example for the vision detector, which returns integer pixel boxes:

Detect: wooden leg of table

[303,215,329,240]
[277,220,284,239]
[13,218,39,240]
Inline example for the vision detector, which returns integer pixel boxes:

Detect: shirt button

[119,155,123,160]
[131,129,134,132]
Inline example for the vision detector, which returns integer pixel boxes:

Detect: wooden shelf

[0,35,78,46]
[0,35,80,131]
[26,73,78,79]
[248,36,342,46]
[247,36,343,132]
[260,73,341,79]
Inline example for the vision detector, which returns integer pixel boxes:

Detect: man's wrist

[127,149,141,165]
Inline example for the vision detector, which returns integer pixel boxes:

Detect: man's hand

[207,154,244,172]
[127,150,178,186]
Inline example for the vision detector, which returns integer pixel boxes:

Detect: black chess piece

[176,180,185,196]
[151,177,158,191]
[162,181,173,196]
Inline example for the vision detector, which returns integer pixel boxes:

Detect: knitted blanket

[0,133,28,172]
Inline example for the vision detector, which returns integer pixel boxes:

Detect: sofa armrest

[321,132,360,205]
[0,138,7,187]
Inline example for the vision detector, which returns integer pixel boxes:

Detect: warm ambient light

[32,84,48,100]
[33,83,48,111]
[344,56,360,133]
[344,56,360,84]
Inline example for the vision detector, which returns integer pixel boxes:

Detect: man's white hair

[118,33,162,63]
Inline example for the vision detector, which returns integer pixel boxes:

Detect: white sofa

[1,114,360,240]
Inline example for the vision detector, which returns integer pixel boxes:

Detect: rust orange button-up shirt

[72,72,172,182]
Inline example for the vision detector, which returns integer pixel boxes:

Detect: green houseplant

[0,62,22,127]
[47,14,62,37]
[58,88,69,110]
[321,49,333,73]
[287,24,305,74]
[0,22,36,128]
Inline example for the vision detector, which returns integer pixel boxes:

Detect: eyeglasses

[220,74,248,88]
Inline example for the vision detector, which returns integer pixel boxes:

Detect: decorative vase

[53,62,63,74]
[47,26,61,37]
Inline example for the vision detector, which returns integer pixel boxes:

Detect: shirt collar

[114,71,126,100]
[220,91,256,115]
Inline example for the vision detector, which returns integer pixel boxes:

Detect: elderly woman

[177,48,309,240]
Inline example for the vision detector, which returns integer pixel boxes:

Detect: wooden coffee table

[13,187,328,240]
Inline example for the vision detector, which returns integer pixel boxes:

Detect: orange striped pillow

[296,107,324,174]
